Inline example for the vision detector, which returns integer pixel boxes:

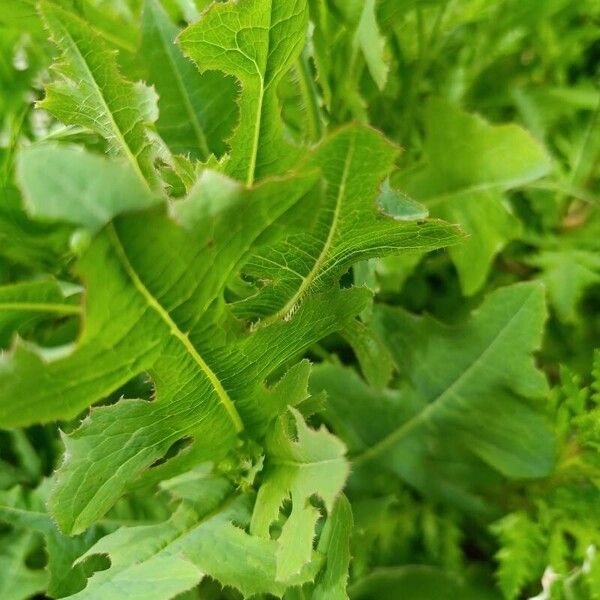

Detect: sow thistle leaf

[0,483,103,598]
[39,1,161,190]
[395,99,551,295]
[140,0,237,160]
[0,530,47,600]
[67,484,320,599]
[17,143,160,231]
[528,248,600,322]
[0,168,370,534]
[0,278,80,347]
[179,0,309,185]
[312,283,555,506]
[309,0,389,119]
[312,494,353,600]
[251,407,349,581]
[0,170,313,427]
[233,125,463,323]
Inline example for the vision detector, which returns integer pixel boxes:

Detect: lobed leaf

[179,0,309,184]
[395,100,551,295]
[312,283,556,507]
[39,1,162,190]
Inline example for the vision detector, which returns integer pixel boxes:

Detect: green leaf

[17,143,160,231]
[251,407,349,580]
[491,512,546,600]
[312,283,555,505]
[312,494,353,600]
[69,491,320,599]
[341,319,393,390]
[179,0,309,185]
[0,531,48,600]
[0,278,80,347]
[140,0,237,160]
[0,184,70,273]
[39,1,161,190]
[0,167,373,534]
[0,483,103,598]
[232,125,462,324]
[395,100,551,295]
[528,249,600,322]
[349,565,500,600]
[354,0,389,90]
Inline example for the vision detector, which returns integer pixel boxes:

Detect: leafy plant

[0,0,598,599]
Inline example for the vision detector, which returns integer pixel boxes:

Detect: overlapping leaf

[140,0,237,160]
[179,0,309,185]
[395,100,551,295]
[0,278,80,347]
[39,1,161,189]
[251,407,349,580]
[64,475,320,600]
[312,283,555,508]
[232,125,462,323]
[17,143,160,231]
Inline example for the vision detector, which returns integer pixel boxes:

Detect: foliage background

[0,0,599,599]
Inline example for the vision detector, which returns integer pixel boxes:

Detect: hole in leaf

[150,436,193,469]
[81,553,111,577]
[25,545,47,570]
[101,372,155,407]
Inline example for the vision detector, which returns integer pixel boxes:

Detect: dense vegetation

[0,0,599,598]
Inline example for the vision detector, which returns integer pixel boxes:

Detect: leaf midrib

[0,302,80,314]
[246,1,273,187]
[272,457,345,469]
[353,287,538,465]
[108,225,243,433]
[49,5,150,189]
[264,136,356,325]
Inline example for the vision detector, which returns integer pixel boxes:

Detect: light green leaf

[0,167,372,534]
[17,143,161,231]
[355,0,389,90]
[377,182,429,222]
[491,512,546,600]
[395,100,551,295]
[251,408,349,581]
[232,125,462,324]
[179,0,309,185]
[39,1,161,190]
[141,0,237,160]
[70,492,320,599]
